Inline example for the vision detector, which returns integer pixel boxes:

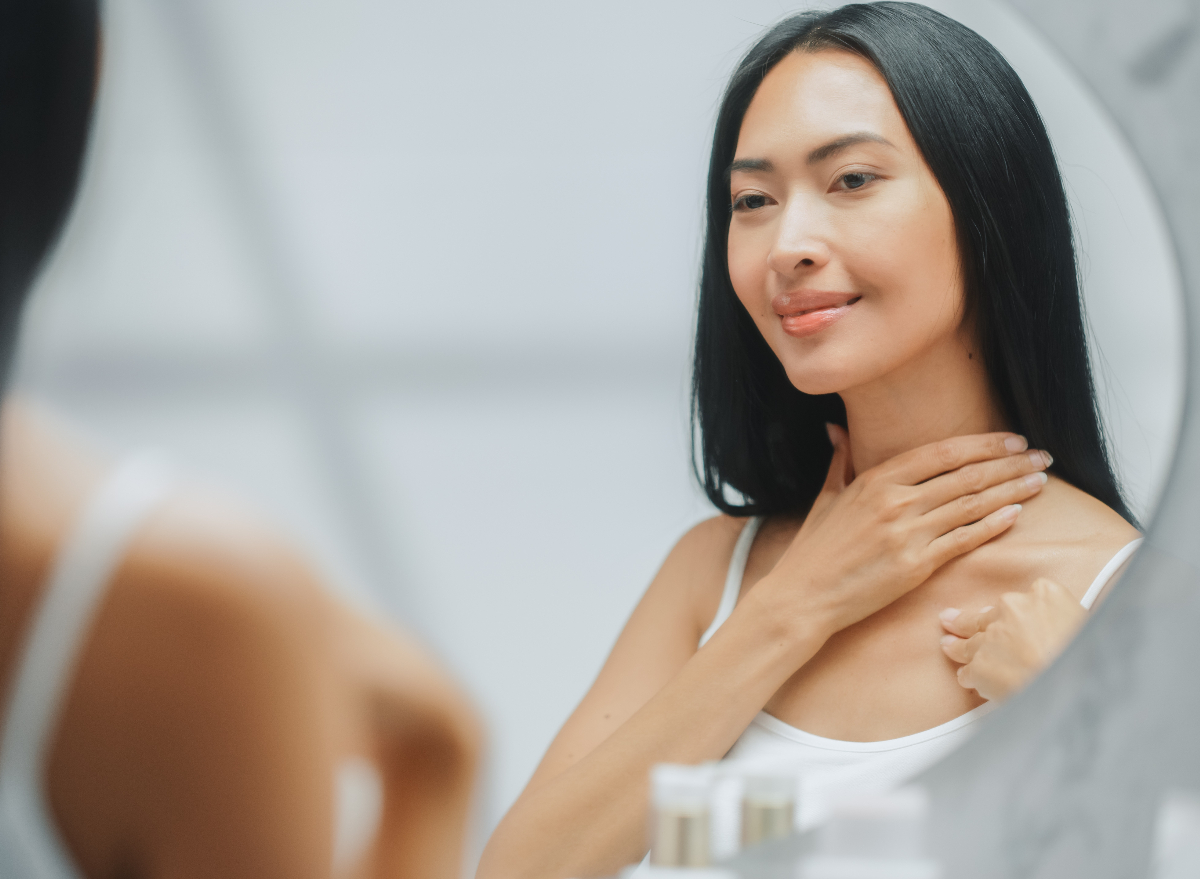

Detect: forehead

[736,49,910,156]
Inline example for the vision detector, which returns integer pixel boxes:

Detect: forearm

[477,589,830,879]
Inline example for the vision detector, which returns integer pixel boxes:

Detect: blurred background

[12,0,1183,868]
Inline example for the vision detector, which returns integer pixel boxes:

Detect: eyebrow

[726,132,897,181]
[806,131,895,164]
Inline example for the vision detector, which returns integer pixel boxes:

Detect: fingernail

[1042,450,1054,467]
[1004,435,1028,452]
[1027,450,1047,468]
[979,606,994,613]
[939,607,961,623]
[940,634,958,646]
[1000,503,1021,521]
[1024,472,1048,489]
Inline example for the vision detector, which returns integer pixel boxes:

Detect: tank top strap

[699,516,762,648]
[1079,537,1143,610]
[0,452,173,879]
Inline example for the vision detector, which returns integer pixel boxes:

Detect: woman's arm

[48,488,482,879]
[479,429,1051,879]
[478,518,834,879]
[48,491,345,879]
[331,602,483,879]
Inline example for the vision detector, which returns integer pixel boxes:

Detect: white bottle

[740,771,798,849]
[623,763,736,879]
[797,786,941,879]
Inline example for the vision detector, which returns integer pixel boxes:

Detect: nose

[766,199,831,276]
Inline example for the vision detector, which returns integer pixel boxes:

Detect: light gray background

[12,0,1183,867]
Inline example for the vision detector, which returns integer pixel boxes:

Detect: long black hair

[692,1,1134,524]
[0,0,99,389]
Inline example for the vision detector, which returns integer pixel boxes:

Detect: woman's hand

[939,578,1086,701]
[758,425,1052,640]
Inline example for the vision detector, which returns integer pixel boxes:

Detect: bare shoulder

[123,484,330,627]
[654,514,746,639]
[963,474,1141,600]
[1023,475,1140,549]
[1,401,477,874]
[50,484,340,869]
[110,485,479,777]
[81,483,337,697]
[2,397,333,674]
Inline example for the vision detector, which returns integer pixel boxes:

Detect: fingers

[823,423,853,492]
[939,605,1000,638]
[887,432,1031,486]
[926,503,1021,569]
[917,448,1052,513]
[941,631,986,694]
[801,425,853,535]
[815,424,853,500]
[940,630,983,664]
[922,468,1046,536]
[955,661,980,693]
[1029,576,1074,603]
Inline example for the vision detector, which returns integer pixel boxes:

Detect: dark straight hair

[0,0,99,390]
[691,1,1134,524]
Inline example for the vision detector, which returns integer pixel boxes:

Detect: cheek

[846,187,962,321]
[727,226,770,317]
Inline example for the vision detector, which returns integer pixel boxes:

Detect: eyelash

[731,193,770,212]
[835,171,878,191]
[731,172,880,211]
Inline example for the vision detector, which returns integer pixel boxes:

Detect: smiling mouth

[788,296,862,317]
[778,296,861,338]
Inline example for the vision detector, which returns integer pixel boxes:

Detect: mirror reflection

[2,0,1183,877]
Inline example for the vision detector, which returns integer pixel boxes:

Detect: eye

[836,172,877,191]
[732,192,772,212]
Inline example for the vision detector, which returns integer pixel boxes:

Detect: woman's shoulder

[653,514,750,639]
[962,474,1141,601]
[1023,475,1141,548]
[0,400,333,718]
[123,482,330,621]
[669,514,747,560]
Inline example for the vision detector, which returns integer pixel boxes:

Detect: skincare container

[739,771,797,849]
[620,763,735,878]
[650,763,716,868]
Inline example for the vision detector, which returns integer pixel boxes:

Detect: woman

[0,3,479,877]
[478,4,1140,877]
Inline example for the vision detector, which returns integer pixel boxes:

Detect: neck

[840,331,1009,476]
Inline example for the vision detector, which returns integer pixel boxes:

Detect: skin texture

[477,49,1139,879]
[0,399,482,879]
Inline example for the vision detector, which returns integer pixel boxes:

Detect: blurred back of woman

[0,3,480,877]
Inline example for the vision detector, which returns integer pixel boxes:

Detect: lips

[772,289,861,339]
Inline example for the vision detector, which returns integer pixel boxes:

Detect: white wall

[13,0,1182,865]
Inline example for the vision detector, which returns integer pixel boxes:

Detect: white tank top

[703,516,1142,856]
[0,454,383,878]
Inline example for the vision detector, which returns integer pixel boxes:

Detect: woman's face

[727,49,967,397]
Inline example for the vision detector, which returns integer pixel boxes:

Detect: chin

[775,335,904,398]
[782,363,855,397]
[773,344,865,396]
